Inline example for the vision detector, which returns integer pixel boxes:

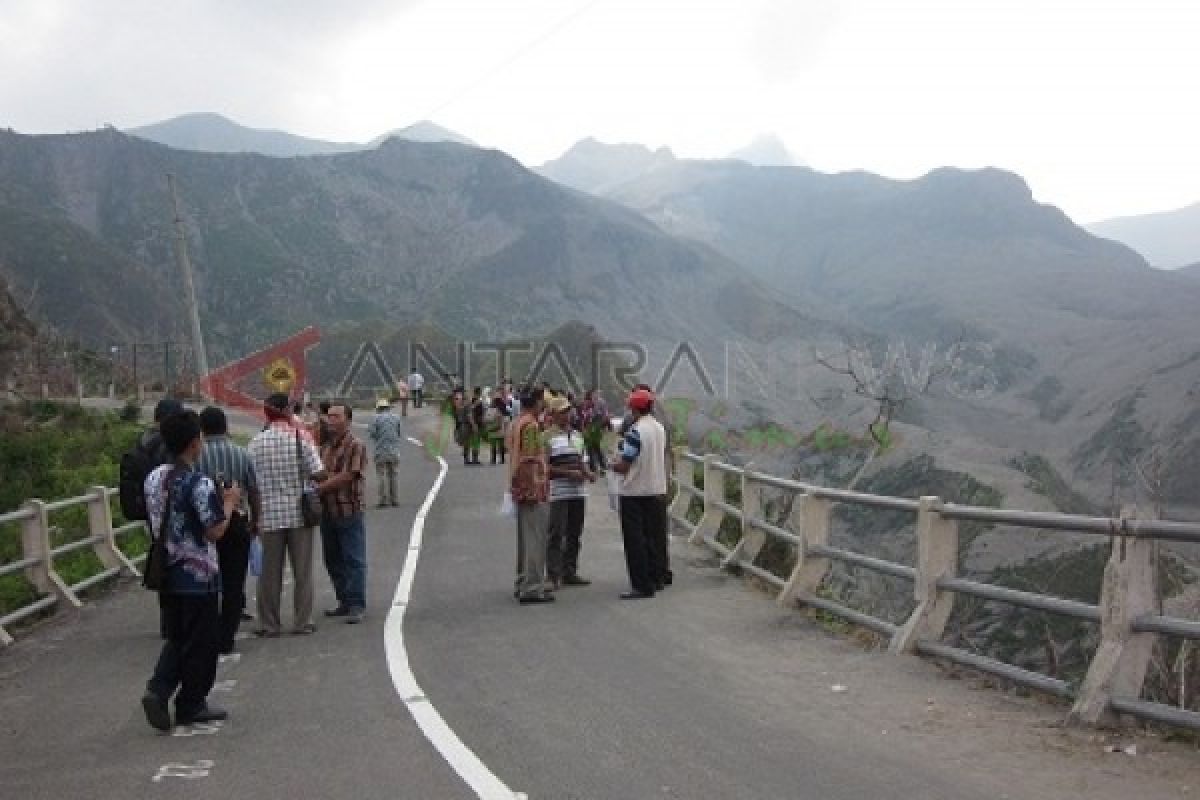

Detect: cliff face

[0,274,38,384]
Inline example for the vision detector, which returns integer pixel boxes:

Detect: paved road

[1,406,1194,799]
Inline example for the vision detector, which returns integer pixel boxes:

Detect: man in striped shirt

[544,392,595,589]
[197,407,261,654]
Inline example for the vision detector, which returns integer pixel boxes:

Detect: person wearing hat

[612,387,669,599]
[248,393,328,636]
[544,391,595,589]
[368,397,404,507]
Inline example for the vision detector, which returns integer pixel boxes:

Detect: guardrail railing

[668,450,1200,733]
[0,486,145,645]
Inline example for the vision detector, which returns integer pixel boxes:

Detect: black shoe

[177,705,228,726]
[240,610,254,621]
[562,575,591,586]
[324,606,349,617]
[141,691,172,732]
[345,608,364,624]
[655,582,666,591]
[663,572,673,586]
[620,590,655,600]
[518,594,555,605]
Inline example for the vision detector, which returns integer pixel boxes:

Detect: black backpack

[119,431,167,521]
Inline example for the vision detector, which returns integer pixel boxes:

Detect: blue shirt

[144,465,226,594]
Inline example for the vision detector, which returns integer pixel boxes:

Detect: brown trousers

[256,526,315,633]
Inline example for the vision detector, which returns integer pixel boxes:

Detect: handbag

[142,468,176,591]
[296,431,323,527]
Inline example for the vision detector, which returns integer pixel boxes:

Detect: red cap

[628,388,655,412]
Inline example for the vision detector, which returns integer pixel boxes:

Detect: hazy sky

[1,0,1196,222]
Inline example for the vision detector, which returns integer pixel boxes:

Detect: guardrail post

[667,447,692,522]
[1069,507,1158,727]
[87,486,140,577]
[19,499,82,609]
[723,468,765,570]
[890,496,957,654]
[691,454,724,546]
[778,493,832,607]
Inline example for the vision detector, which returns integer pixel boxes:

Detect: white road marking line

[406,436,422,445]
[212,679,238,692]
[171,721,223,737]
[152,761,214,782]
[218,653,241,665]
[385,449,522,800]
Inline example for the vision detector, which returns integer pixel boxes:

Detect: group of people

[136,392,373,732]
[448,380,611,471]
[507,384,671,604]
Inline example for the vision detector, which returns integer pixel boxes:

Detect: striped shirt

[196,435,257,516]
[249,421,323,531]
[546,429,587,502]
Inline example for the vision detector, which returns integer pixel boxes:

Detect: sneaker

[324,606,350,617]
[345,608,364,624]
[141,690,172,732]
[176,705,228,726]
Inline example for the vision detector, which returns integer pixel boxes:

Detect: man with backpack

[119,397,184,523]
[141,410,241,731]
[120,397,184,638]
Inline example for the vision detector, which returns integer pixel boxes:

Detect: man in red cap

[612,387,669,599]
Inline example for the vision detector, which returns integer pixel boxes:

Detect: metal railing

[668,450,1200,732]
[0,486,145,645]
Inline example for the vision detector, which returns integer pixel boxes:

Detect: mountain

[600,158,1200,505]
[727,134,798,167]
[127,113,475,157]
[127,113,360,157]
[0,127,832,374]
[368,121,476,149]
[1087,201,1200,269]
[537,138,677,195]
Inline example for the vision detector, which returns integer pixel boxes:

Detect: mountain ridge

[126,112,476,158]
[1087,201,1200,269]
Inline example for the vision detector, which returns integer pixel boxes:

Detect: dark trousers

[413,388,423,408]
[320,511,367,610]
[547,497,586,580]
[147,592,220,717]
[648,494,671,585]
[489,436,507,464]
[619,495,666,595]
[216,513,251,653]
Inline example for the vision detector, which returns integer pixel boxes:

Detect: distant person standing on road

[485,387,510,465]
[408,369,425,409]
[394,379,410,417]
[510,386,553,604]
[318,403,369,624]
[196,406,261,655]
[248,393,326,637]
[368,398,403,507]
[141,410,240,731]
[544,392,595,589]
[613,388,668,599]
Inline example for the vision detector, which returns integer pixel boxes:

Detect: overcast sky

[1,0,1196,222]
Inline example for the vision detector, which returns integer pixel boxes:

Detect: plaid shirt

[321,430,367,518]
[249,420,323,531]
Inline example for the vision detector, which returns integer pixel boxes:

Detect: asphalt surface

[1,406,1194,799]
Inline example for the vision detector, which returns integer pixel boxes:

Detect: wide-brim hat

[545,392,570,413]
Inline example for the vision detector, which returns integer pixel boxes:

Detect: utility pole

[167,174,209,383]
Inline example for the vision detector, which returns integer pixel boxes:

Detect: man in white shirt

[612,388,668,599]
[408,370,425,409]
